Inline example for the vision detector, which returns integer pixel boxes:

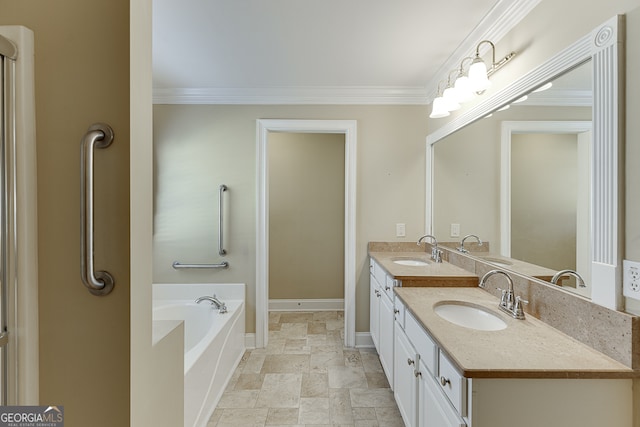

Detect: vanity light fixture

[468,40,516,93]
[429,40,516,119]
[429,81,451,118]
[496,104,510,111]
[513,95,528,103]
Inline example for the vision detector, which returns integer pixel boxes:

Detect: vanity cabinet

[394,310,465,427]
[369,258,399,389]
[394,301,633,427]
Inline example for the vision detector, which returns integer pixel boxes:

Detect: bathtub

[153,283,245,427]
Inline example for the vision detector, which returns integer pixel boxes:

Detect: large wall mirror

[426,16,624,309]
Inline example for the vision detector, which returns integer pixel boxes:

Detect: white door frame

[256,119,357,348]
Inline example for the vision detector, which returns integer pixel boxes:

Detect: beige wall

[153,104,428,332]
[269,133,345,300]
[0,0,130,426]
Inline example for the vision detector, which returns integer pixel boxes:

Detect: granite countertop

[369,251,478,287]
[394,287,637,379]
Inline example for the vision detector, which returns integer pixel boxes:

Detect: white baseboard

[268,298,344,311]
[355,332,374,348]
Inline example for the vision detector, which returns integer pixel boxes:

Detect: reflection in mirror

[433,61,592,297]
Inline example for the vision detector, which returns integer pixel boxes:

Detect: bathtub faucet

[195,294,228,313]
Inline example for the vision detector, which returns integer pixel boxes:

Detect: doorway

[256,119,357,348]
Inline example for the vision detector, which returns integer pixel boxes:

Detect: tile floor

[207,311,405,427]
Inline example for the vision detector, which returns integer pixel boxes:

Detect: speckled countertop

[394,287,637,379]
[369,251,478,287]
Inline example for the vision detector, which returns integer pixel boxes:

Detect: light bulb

[442,87,461,111]
[429,96,450,118]
[454,75,474,103]
[468,57,491,92]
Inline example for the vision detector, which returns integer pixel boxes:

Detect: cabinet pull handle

[407,358,415,366]
[80,123,115,296]
[440,376,450,386]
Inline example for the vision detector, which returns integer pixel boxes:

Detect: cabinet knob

[385,285,390,291]
[415,370,422,378]
[376,291,381,298]
[440,376,450,386]
[394,308,400,314]
[407,358,415,366]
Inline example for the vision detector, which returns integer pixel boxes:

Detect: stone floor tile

[279,322,308,339]
[255,373,302,408]
[279,312,314,323]
[301,372,328,397]
[261,354,310,374]
[215,408,268,426]
[265,408,299,425]
[234,373,265,390]
[375,406,405,426]
[243,352,266,374]
[349,388,397,408]
[216,389,260,409]
[329,388,354,424]
[307,322,327,334]
[328,366,368,389]
[365,372,390,389]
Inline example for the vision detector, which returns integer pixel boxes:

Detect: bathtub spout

[195,295,228,313]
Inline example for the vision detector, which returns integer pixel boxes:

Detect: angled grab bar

[80,123,115,296]
[219,184,227,255]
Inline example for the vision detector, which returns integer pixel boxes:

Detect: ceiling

[152,0,537,104]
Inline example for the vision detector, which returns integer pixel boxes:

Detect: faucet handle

[497,288,508,308]
[513,296,529,319]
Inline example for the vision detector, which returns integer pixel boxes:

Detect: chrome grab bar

[80,123,115,296]
[172,261,229,269]
[219,184,227,255]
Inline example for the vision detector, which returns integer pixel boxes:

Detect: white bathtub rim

[153,299,243,374]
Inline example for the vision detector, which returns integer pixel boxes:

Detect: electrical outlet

[450,223,460,238]
[623,260,640,300]
[396,223,406,238]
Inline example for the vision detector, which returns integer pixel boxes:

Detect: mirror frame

[426,15,625,310]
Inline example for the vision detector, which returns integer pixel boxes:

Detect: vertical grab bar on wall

[219,184,227,256]
[80,123,115,296]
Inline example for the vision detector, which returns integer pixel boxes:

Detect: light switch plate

[623,259,640,300]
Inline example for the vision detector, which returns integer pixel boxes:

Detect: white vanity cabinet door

[419,359,466,427]
[369,270,380,350]
[394,322,418,427]
[378,290,395,388]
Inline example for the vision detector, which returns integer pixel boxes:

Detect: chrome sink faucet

[417,234,442,263]
[550,269,587,288]
[195,294,228,313]
[479,269,528,319]
[457,234,483,253]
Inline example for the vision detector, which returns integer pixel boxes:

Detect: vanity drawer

[382,275,396,299]
[405,311,437,376]
[438,351,467,417]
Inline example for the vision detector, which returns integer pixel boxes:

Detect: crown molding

[152,86,429,105]
[424,0,542,102]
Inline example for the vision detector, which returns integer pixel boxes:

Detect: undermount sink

[481,257,513,267]
[434,301,507,331]
[393,258,430,266]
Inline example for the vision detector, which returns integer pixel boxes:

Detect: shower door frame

[0,26,39,405]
